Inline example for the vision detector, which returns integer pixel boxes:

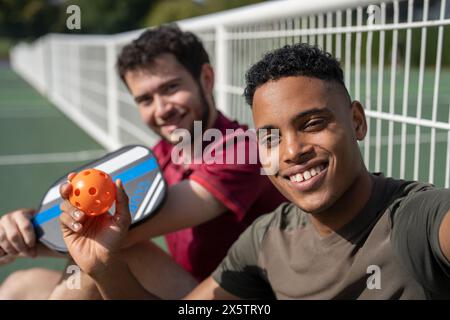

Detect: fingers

[113,179,132,231]
[59,200,86,223]
[67,172,76,181]
[0,217,25,255]
[14,211,36,249]
[59,211,83,235]
[59,181,73,200]
[59,172,76,200]
[0,209,38,258]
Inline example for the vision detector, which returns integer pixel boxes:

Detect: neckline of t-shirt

[303,173,387,247]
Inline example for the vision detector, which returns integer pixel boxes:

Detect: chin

[291,192,334,214]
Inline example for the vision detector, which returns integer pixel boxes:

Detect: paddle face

[32,145,167,253]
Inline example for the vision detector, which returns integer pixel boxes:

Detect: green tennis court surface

[0,62,166,282]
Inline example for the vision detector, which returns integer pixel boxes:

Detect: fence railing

[10,0,450,187]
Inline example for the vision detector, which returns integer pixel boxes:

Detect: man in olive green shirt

[57,43,450,299]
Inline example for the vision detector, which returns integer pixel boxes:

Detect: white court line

[0,111,60,119]
[0,150,105,166]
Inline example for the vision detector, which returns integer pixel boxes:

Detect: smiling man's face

[253,76,367,214]
[125,53,209,143]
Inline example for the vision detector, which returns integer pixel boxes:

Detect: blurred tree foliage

[145,0,265,26]
[0,0,60,39]
[62,0,155,34]
[0,0,448,66]
[0,0,265,40]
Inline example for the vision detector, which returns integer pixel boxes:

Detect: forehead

[124,53,191,93]
[252,76,339,127]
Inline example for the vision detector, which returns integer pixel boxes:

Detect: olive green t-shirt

[211,173,450,299]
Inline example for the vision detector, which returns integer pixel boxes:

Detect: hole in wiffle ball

[89,187,97,195]
[99,172,106,178]
[103,191,110,200]
[75,202,81,209]
[84,171,91,176]
[94,200,101,206]
[74,189,81,196]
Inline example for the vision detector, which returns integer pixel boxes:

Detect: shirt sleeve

[189,132,271,220]
[391,188,450,298]
[211,214,276,299]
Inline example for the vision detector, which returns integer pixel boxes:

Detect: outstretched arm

[59,176,227,249]
[439,210,450,263]
[123,179,227,247]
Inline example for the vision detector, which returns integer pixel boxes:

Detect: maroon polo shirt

[152,112,286,281]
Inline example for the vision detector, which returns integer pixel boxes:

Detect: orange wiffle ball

[68,168,116,216]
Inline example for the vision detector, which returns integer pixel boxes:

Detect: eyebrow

[292,107,333,122]
[133,77,182,104]
[256,107,333,134]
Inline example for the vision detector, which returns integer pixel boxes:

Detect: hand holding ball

[68,168,116,216]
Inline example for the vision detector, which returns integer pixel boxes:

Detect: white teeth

[303,171,311,180]
[289,164,327,183]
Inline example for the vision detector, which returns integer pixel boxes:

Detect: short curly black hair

[244,43,347,106]
[117,24,210,85]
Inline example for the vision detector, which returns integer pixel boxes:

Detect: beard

[167,82,211,146]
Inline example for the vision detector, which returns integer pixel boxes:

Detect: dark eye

[140,97,153,107]
[165,83,179,94]
[304,118,326,131]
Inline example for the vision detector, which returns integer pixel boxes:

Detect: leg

[0,268,62,300]
[48,259,102,300]
[49,240,198,299]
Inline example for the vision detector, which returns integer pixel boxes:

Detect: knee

[0,269,31,299]
[0,268,59,300]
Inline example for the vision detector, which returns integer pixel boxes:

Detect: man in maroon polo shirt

[0,24,285,299]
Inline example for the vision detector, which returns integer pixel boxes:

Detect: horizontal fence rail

[10,0,450,187]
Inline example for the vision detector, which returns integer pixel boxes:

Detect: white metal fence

[10,0,450,187]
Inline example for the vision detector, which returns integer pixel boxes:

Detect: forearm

[123,180,225,248]
[438,210,450,262]
[90,255,160,300]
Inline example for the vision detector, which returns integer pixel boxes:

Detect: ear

[351,100,367,141]
[199,63,214,96]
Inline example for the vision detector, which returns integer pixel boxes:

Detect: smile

[161,112,187,131]
[286,162,329,192]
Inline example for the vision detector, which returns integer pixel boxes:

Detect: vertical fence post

[43,36,52,97]
[49,35,59,102]
[106,41,120,149]
[215,25,229,115]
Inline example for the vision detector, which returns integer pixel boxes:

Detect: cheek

[173,90,198,110]
[139,107,157,128]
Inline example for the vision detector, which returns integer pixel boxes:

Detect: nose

[153,94,174,120]
[281,131,314,164]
